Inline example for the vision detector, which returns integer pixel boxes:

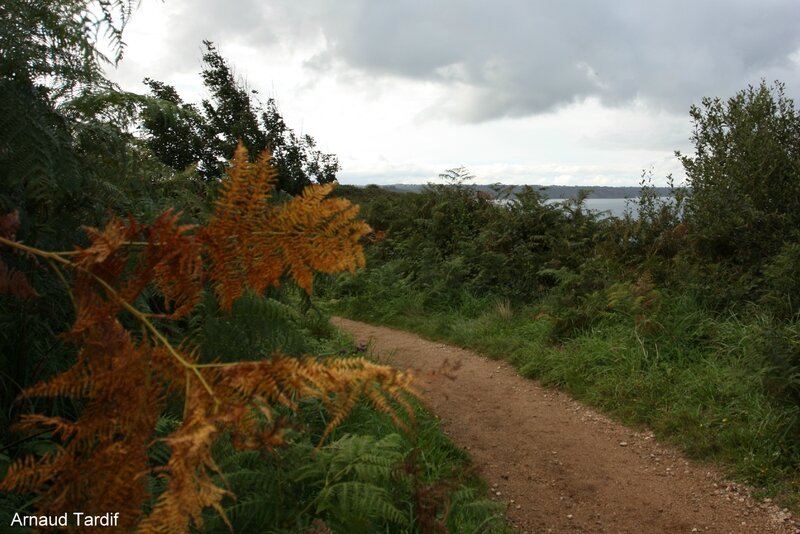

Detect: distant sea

[379,184,678,219]
[533,197,673,218]
[544,198,637,218]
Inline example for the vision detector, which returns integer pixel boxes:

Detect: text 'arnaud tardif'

[11,512,119,528]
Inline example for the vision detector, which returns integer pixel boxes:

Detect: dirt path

[332,317,798,533]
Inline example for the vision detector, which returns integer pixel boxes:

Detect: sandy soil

[332,317,799,534]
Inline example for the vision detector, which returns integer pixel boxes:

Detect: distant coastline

[376,183,678,200]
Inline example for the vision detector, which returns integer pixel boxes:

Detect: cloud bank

[293,0,800,121]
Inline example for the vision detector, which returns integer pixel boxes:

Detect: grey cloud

[170,0,279,49]
[292,0,800,121]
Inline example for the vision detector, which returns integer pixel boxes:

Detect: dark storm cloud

[293,0,800,121]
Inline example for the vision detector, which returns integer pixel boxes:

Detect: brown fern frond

[0,259,38,298]
[11,318,168,531]
[204,143,371,307]
[271,184,371,293]
[199,354,418,455]
[75,216,138,270]
[15,415,81,441]
[20,357,91,399]
[140,385,230,534]
[298,356,418,441]
[0,450,67,494]
[67,290,116,338]
[0,147,414,533]
[126,209,203,318]
[71,211,204,320]
[204,145,279,309]
[0,209,21,239]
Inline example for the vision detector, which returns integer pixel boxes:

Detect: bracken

[0,145,417,533]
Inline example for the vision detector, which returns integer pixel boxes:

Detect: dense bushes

[330,82,798,321]
[675,82,800,319]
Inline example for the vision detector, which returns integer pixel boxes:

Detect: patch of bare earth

[332,317,799,533]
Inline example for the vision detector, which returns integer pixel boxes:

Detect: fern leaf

[204,143,371,308]
[316,481,406,525]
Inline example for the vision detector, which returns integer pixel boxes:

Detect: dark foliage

[0,0,143,436]
[142,42,340,194]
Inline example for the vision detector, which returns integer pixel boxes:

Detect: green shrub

[679,81,800,270]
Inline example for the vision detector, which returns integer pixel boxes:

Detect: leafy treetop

[143,41,340,194]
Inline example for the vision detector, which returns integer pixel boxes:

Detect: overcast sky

[107,1,800,186]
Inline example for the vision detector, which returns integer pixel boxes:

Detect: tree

[141,77,219,177]
[678,80,800,267]
[143,42,340,194]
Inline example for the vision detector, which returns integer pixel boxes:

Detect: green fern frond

[315,480,406,525]
[446,484,508,532]
[199,290,311,362]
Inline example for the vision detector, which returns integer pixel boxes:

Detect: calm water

[544,197,672,218]
[493,197,674,218]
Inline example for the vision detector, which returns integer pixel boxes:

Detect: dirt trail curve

[332,317,799,534]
